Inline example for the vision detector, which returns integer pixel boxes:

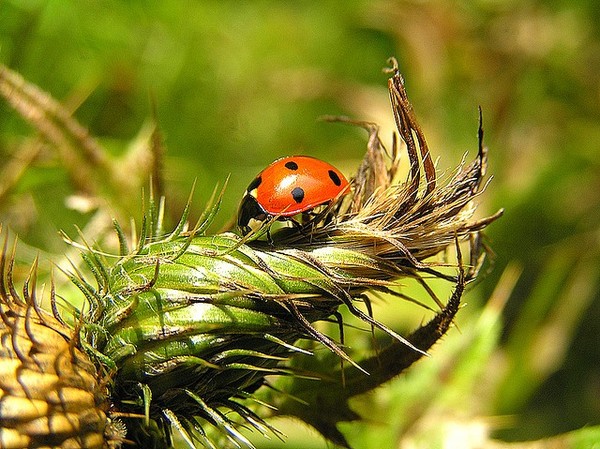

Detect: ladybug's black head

[237,194,268,236]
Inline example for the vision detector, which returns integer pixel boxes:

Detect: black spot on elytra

[247,175,262,192]
[285,161,299,170]
[291,187,305,203]
[328,170,342,186]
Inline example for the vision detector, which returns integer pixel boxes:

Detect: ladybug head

[237,194,268,236]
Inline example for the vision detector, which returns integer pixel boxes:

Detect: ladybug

[237,156,350,236]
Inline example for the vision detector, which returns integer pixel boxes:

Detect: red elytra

[237,156,350,235]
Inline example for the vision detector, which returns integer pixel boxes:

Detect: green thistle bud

[0,58,501,449]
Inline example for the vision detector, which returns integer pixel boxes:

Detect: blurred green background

[1,1,599,448]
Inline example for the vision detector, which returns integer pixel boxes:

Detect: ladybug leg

[288,216,315,240]
[315,208,334,226]
[288,216,304,230]
[300,212,312,225]
[302,206,331,229]
[266,227,274,245]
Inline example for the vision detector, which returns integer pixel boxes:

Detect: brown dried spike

[387,57,437,197]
